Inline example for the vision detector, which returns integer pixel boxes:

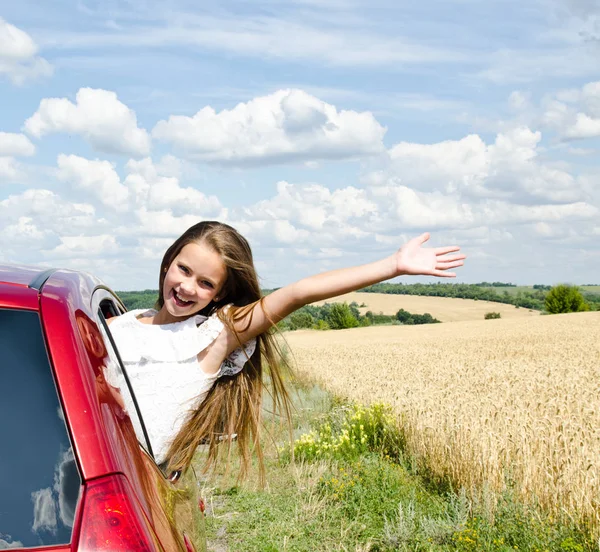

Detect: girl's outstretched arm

[226,232,465,352]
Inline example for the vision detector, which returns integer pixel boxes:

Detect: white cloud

[152,89,386,165]
[0,189,96,233]
[0,17,52,84]
[541,80,600,139]
[508,90,531,111]
[37,11,468,68]
[581,81,600,116]
[242,180,377,232]
[0,132,35,156]
[369,185,597,231]
[25,88,151,156]
[564,112,600,138]
[240,219,312,246]
[53,449,77,528]
[375,127,586,204]
[0,157,22,181]
[31,488,57,534]
[386,134,489,196]
[124,157,222,216]
[0,133,35,182]
[127,207,222,238]
[4,216,54,243]
[0,537,24,549]
[57,154,130,210]
[47,235,120,259]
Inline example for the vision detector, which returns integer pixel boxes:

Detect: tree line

[360,283,600,312]
[278,302,440,331]
[115,283,599,323]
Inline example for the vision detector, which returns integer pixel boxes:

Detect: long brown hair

[158,221,293,482]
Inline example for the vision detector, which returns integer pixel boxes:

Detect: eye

[178,264,190,275]
[201,280,214,289]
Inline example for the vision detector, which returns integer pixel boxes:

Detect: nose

[179,278,195,296]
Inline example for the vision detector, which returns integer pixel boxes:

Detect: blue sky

[0,0,599,290]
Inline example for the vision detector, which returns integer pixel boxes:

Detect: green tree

[289,312,314,330]
[395,308,413,323]
[544,285,590,314]
[326,303,360,330]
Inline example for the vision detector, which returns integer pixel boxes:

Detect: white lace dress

[108,308,256,465]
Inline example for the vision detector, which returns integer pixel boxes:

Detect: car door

[91,288,205,552]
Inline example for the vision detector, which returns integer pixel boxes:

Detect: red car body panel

[0,282,39,310]
[40,270,120,480]
[0,265,199,552]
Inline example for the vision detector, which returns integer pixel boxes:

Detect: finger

[417,232,431,245]
[430,270,457,278]
[436,260,464,270]
[434,245,461,255]
[436,254,466,263]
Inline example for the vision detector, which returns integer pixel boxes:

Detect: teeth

[175,292,191,304]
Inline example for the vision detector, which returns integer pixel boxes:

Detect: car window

[92,294,154,459]
[0,309,81,549]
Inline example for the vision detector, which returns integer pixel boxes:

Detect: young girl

[108,221,465,479]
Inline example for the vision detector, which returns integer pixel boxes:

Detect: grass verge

[193,379,595,551]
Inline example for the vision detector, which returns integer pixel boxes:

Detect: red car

[0,264,205,551]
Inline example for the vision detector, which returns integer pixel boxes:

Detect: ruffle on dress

[110,308,256,377]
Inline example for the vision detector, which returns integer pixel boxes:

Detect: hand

[394,233,466,278]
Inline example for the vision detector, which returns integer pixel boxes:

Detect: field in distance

[311,291,540,322]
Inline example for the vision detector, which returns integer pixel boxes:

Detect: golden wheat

[285,311,600,532]
[311,291,540,322]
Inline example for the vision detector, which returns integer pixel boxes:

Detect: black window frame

[91,288,156,461]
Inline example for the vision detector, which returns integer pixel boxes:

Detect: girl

[108,221,465,479]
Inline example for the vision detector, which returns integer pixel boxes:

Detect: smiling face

[157,241,228,323]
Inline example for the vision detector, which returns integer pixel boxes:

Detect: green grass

[194,379,596,551]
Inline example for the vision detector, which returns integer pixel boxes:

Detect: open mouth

[172,290,194,308]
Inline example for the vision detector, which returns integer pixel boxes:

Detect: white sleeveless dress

[107,308,256,464]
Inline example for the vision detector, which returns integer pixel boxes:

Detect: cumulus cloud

[57,154,130,210]
[376,126,586,204]
[0,537,24,549]
[0,157,22,181]
[0,132,35,157]
[31,488,57,534]
[541,80,600,139]
[47,235,120,259]
[1,115,598,286]
[25,88,151,156]
[221,127,597,255]
[0,18,52,84]
[0,132,35,183]
[152,89,386,165]
[0,189,97,252]
[385,134,489,196]
[4,216,54,243]
[242,180,376,234]
[53,449,78,528]
[235,219,313,246]
[129,207,220,238]
[369,185,597,231]
[124,157,222,216]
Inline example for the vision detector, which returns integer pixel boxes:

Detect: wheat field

[285,311,600,531]
[311,291,540,322]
